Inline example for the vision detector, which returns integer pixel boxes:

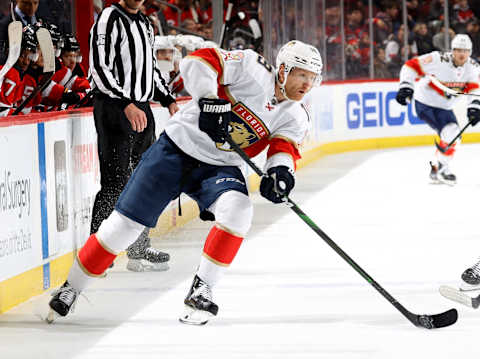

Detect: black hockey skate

[429,161,456,185]
[46,281,79,323]
[460,264,480,291]
[179,275,218,325]
[126,229,170,272]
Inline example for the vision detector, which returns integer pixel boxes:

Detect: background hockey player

[0,24,38,117]
[46,39,323,325]
[396,34,480,185]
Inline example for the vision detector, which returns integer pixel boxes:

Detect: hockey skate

[460,262,480,291]
[126,229,170,272]
[46,281,80,324]
[179,275,218,325]
[429,161,456,185]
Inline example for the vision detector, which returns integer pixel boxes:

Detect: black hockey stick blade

[409,308,458,329]
[439,285,480,309]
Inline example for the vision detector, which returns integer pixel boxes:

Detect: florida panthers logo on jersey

[216,102,270,151]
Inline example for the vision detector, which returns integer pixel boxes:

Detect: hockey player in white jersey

[396,34,480,185]
[46,40,322,325]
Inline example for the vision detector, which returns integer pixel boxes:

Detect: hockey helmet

[154,35,175,51]
[44,22,64,53]
[154,36,175,72]
[21,24,39,61]
[276,40,323,87]
[451,34,472,52]
[200,40,219,49]
[62,33,80,52]
[176,34,204,52]
[62,33,82,63]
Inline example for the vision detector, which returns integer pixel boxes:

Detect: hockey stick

[218,2,233,49]
[0,21,22,86]
[224,134,458,329]
[439,286,480,309]
[13,28,55,115]
[428,74,480,98]
[72,89,96,109]
[434,121,472,153]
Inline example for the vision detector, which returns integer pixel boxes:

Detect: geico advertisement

[0,125,42,281]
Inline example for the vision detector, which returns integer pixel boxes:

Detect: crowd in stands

[2,0,480,117]
[323,0,480,79]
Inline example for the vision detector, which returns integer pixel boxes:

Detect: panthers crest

[216,102,270,151]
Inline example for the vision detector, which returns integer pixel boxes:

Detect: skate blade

[437,177,456,186]
[126,259,169,272]
[439,285,479,309]
[179,305,214,325]
[46,309,60,324]
[459,282,480,292]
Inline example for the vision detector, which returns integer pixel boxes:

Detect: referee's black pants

[90,95,155,234]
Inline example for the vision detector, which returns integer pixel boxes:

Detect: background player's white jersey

[165,48,309,169]
[399,51,480,110]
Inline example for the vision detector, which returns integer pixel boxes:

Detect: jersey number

[3,78,16,97]
[257,55,273,72]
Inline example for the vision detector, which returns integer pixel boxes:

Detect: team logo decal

[222,51,244,62]
[421,55,433,65]
[216,102,270,151]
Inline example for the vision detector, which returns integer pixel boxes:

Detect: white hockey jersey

[399,51,480,110]
[165,48,310,171]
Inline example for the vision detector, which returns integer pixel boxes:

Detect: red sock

[202,226,243,266]
[77,234,116,276]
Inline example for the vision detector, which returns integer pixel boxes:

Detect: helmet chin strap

[276,67,293,101]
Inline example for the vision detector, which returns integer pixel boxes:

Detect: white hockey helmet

[276,40,323,88]
[154,35,175,51]
[200,40,219,49]
[154,36,175,72]
[176,34,204,52]
[451,34,472,52]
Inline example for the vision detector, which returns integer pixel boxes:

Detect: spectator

[413,22,435,55]
[466,18,480,61]
[373,1,401,44]
[163,0,201,28]
[432,26,456,51]
[374,46,392,78]
[452,0,476,30]
[385,25,412,76]
[345,6,366,43]
[325,3,342,79]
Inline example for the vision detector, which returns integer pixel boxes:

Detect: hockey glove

[468,100,480,126]
[61,91,81,105]
[260,166,295,204]
[396,86,414,106]
[198,98,231,143]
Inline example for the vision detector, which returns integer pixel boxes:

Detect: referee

[89,0,179,270]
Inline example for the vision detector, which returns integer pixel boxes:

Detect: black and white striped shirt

[89,3,173,106]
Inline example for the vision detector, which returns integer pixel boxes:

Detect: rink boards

[1,80,479,313]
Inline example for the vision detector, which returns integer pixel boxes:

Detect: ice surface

[2,144,480,358]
